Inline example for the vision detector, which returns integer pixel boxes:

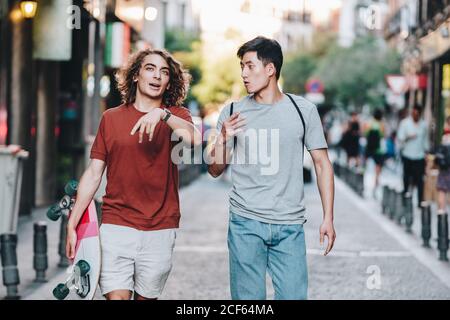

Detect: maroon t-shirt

[90,104,193,231]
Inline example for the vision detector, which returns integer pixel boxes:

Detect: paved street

[8,167,450,300]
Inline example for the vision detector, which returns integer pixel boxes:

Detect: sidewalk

[4,168,450,299]
[333,149,445,263]
[0,206,69,300]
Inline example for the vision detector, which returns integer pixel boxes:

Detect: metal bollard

[437,211,449,261]
[403,192,413,233]
[350,169,357,191]
[346,168,352,189]
[420,202,432,248]
[394,190,404,223]
[333,162,340,177]
[387,187,395,219]
[58,215,70,268]
[33,222,48,282]
[356,168,364,197]
[340,165,345,182]
[382,186,389,214]
[0,234,20,299]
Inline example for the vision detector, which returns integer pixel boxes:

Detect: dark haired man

[208,36,336,300]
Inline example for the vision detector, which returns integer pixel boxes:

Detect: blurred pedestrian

[364,108,385,196]
[397,104,429,206]
[385,131,396,159]
[207,36,336,300]
[435,116,450,213]
[66,49,201,300]
[341,112,361,167]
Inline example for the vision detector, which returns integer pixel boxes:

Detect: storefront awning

[419,19,450,63]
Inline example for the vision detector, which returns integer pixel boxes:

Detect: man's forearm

[67,168,103,229]
[207,136,233,177]
[314,159,335,221]
[166,115,202,146]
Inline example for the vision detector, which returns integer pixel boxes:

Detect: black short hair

[413,104,423,115]
[373,109,383,121]
[237,36,283,80]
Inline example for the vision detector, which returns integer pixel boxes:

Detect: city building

[0,0,186,215]
[384,0,450,148]
[339,0,389,47]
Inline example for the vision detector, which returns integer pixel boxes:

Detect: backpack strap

[229,102,237,149]
[230,95,307,154]
[285,93,306,151]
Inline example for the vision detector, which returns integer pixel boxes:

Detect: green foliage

[282,31,336,96]
[165,29,202,106]
[192,54,245,110]
[165,28,200,53]
[314,36,401,110]
[282,54,317,95]
[172,41,203,105]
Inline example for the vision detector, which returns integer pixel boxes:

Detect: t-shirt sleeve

[172,106,193,124]
[216,103,232,133]
[305,105,328,151]
[397,120,406,142]
[90,114,108,162]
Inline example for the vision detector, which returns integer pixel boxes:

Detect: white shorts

[99,223,176,298]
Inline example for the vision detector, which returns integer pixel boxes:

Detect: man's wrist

[161,108,172,122]
[323,216,334,224]
[216,133,226,145]
[67,222,76,230]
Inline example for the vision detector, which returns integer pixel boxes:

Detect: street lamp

[20,1,37,19]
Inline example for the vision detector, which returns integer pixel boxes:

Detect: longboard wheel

[53,283,70,300]
[47,204,62,221]
[64,180,78,197]
[76,260,90,277]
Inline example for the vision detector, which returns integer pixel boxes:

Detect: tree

[165,28,200,53]
[165,29,202,106]
[282,53,317,95]
[314,36,401,110]
[282,31,336,95]
[192,54,245,111]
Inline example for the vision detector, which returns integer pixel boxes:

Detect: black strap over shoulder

[285,93,306,148]
[230,102,237,149]
[229,95,306,154]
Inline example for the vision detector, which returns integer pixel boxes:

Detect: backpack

[365,128,380,156]
[435,144,450,170]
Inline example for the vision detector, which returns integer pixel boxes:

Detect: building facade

[385,0,450,149]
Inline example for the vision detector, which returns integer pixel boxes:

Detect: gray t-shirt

[216,94,328,224]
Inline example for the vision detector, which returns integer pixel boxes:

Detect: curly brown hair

[116,49,191,107]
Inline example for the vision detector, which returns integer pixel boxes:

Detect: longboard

[47,181,101,300]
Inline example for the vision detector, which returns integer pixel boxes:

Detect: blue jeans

[227,212,308,300]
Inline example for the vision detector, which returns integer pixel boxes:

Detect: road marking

[174,246,411,257]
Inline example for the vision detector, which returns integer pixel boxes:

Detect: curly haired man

[66,49,202,300]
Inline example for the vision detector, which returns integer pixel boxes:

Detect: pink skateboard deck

[53,200,101,300]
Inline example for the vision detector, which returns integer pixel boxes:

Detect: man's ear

[266,63,276,78]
